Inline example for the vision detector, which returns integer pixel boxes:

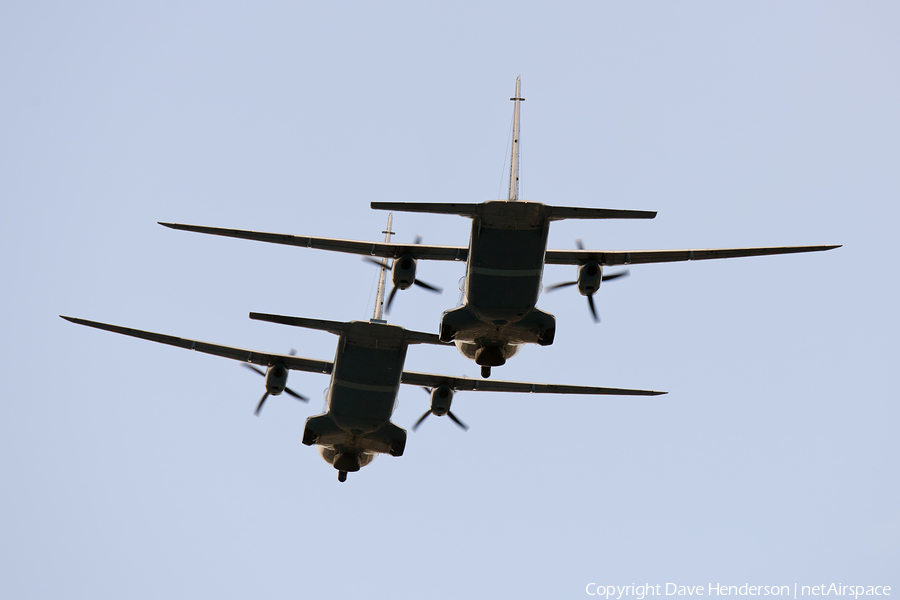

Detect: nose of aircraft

[333,452,361,473]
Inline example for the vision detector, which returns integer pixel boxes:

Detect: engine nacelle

[265,363,288,395]
[392,254,417,290]
[577,260,602,296]
[430,384,454,416]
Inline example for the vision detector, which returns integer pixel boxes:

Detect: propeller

[546,239,630,323]
[544,270,629,291]
[362,235,443,313]
[241,349,309,416]
[413,386,468,431]
[362,256,389,270]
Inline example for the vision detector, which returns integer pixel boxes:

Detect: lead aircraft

[61,215,665,482]
[159,77,840,378]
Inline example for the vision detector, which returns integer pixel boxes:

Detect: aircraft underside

[440,304,556,377]
[303,413,407,482]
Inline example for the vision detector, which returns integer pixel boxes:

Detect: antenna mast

[508,76,525,201]
[372,213,394,322]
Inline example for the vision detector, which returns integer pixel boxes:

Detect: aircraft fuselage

[302,320,409,475]
[440,201,557,369]
[466,201,549,322]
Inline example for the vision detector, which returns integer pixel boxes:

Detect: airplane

[156,77,840,378]
[61,215,666,482]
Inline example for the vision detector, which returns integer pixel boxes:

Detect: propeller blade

[362,256,390,270]
[254,392,270,416]
[587,294,599,323]
[243,364,266,377]
[385,287,399,313]
[283,387,309,402]
[447,411,469,431]
[421,387,431,395]
[546,280,577,292]
[412,279,442,293]
[602,269,630,282]
[413,410,431,431]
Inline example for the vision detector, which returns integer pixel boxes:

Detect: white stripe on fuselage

[333,379,398,393]
[469,266,543,277]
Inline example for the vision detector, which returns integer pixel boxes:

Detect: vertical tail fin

[371,213,394,322]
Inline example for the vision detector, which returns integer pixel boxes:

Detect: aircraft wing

[159,222,468,262]
[544,244,841,266]
[399,371,665,396]
[60,316,334,374]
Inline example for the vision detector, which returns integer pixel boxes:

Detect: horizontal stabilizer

[370,202,479,216]
[371,202,656,220]
[249,312,346,335]
[548,206,657,220]
[249,312,450,346]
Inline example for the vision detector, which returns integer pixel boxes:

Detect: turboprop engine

[576,260,603,296]
[384,250,441,312]
[392,254,417,290]
[413,384,468,431]
[429,384,452,416]
[241,355,308,415]
[362,238,442,313]
[546,240,629,323]
[265,363,288,395]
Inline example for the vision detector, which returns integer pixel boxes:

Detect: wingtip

[60,315,96,327]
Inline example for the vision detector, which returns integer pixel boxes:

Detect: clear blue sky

[1,2,897,598]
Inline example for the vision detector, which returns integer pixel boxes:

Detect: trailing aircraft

[157,77,840,378]
[61,216,665,482]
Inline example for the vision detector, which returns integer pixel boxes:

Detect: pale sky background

[1,2,898,598]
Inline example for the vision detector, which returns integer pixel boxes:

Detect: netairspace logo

[586,584,892,599]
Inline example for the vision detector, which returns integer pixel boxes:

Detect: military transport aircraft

[62,216,665,482]
[157,77,840,378]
